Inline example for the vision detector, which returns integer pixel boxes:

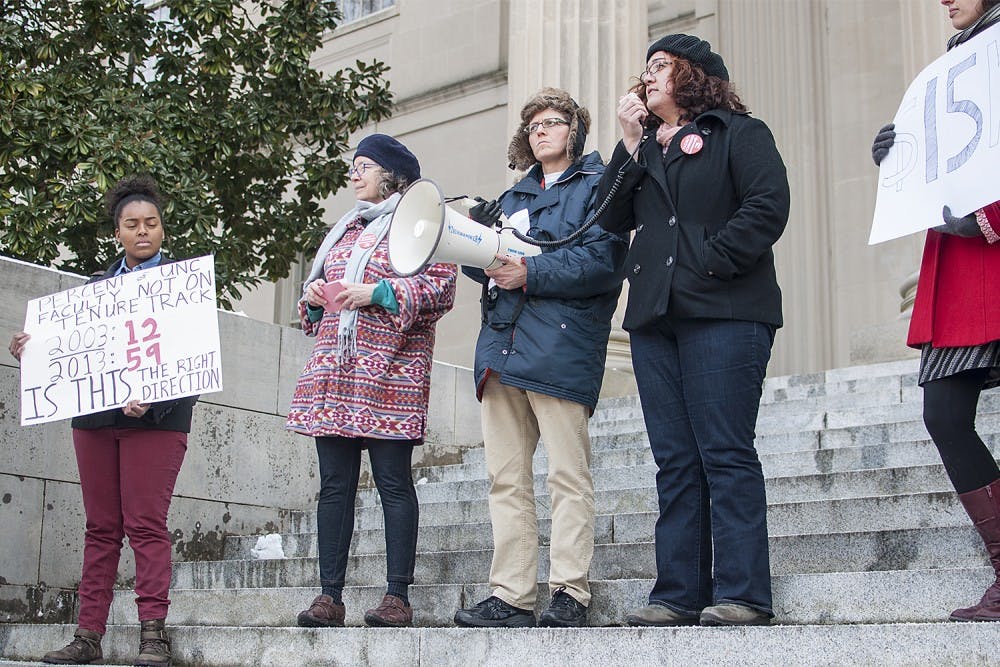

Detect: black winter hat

[646,33,729,81]
[354,134,421,184]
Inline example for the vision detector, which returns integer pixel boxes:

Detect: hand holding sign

[870,22,1000,244]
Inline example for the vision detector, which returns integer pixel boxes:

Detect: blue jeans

[314,436,419,591]
[630,317,774,617]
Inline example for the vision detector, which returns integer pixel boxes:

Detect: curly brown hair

[629,57,747,125]
[104,174,165,229]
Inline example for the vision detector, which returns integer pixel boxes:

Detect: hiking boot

[364,594,413,627]
[134,619,172,666]
[297,594,346,627]
[454,596,536,628]
[41,628,102,664]
[700,603,771,626]
[625,603,699,627]
[539,587,588,627]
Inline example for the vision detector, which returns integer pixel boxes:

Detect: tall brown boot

[951,478,1000,621]
[134,619,172,666]
[41,628,102,664]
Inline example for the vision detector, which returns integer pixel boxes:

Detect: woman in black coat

[597,34,789,627]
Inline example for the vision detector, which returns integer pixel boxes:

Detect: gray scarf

[302,193,401,360]
[948,4,1000,49]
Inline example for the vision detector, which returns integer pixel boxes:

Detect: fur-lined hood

[507,87,591,171]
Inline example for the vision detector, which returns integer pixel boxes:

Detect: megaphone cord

[508,134,649,249]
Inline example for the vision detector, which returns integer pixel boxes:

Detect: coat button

[502,349,508,355]
[668,216,677,226]
[665,256,674,267]
[637,223,644,232]
[560,323,567,329]
[632,264,641,274]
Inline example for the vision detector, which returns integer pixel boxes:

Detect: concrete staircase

[2,359,1000,665]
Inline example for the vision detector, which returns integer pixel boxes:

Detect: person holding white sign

[9,175,194,665]
[287,134,457,628]
[870,0,1000,623]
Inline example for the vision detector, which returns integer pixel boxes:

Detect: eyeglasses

[524,118,569,135]
[641,58,674,79]
[348,162,379,178]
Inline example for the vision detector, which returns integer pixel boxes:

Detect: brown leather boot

[951,478,1000,621]
[296,594,345,627]
[364,594,413,627]
[134,619,172,666]
[41,628,102,664]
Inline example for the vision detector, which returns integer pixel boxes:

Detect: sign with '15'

[870,22,1000,244]
[18,255,223,425]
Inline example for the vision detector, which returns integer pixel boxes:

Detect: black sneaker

[454,596,536,627]
[539,587,588,627]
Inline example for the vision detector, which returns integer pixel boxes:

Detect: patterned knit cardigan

[287,218,457,441]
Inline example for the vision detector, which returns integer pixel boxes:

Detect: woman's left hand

[335,282,377,311]
[122,400,150,418]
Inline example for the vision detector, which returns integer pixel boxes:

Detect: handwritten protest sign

[870,22,1000,244]
[19,255,222,425]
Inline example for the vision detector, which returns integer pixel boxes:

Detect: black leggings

[314,436,419,594]
[922,369,1000,494]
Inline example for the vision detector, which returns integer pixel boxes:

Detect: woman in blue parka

[453,88,627,629]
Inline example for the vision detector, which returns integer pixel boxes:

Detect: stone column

[507,0,648,383]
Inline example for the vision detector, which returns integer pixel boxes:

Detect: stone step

[224,523,985,581]
[288,472,970,535]
[356,461,963,510]
[420,436,997,487]
[591,396,1000,442]
[591,378,904,425]
[5,616,998,667]
[109,566,996,628]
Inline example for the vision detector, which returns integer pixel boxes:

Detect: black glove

[932,205,982,237]
[468,197,502,228]
[871,123,896,166]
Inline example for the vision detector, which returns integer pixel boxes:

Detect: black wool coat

[597,109,790,331]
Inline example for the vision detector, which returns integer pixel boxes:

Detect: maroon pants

[72,427,187,635]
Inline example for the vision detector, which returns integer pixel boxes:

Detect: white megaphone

[388,179,541,277]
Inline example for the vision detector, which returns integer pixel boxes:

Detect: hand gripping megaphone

[387,179,541,276]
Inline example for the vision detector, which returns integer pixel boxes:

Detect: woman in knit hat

[870,0,1000,623]
[288,134,457,628]
[597,34,790,627]
[452,88,627,628]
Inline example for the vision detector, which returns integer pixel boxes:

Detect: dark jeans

[923,369,1000,494]
[314,436,418,590]
[630,317,774,617]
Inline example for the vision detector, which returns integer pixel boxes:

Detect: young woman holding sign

[9,174,196,665]
[286,134,456,628]
[871,0,1000,623]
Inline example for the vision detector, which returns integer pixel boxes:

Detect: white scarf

[302,193,401,360]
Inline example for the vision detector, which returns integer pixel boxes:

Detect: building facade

[236,0,951,384]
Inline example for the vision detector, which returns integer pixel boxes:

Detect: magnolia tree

[0,0,393,306]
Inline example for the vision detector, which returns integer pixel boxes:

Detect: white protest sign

[870,22,1000,244]
[19,255,222,425]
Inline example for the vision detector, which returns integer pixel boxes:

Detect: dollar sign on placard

[881,131,918,192]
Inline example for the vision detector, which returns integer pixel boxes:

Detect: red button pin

[680,133,704,155]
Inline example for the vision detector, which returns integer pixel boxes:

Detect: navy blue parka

[463,151,627,411]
